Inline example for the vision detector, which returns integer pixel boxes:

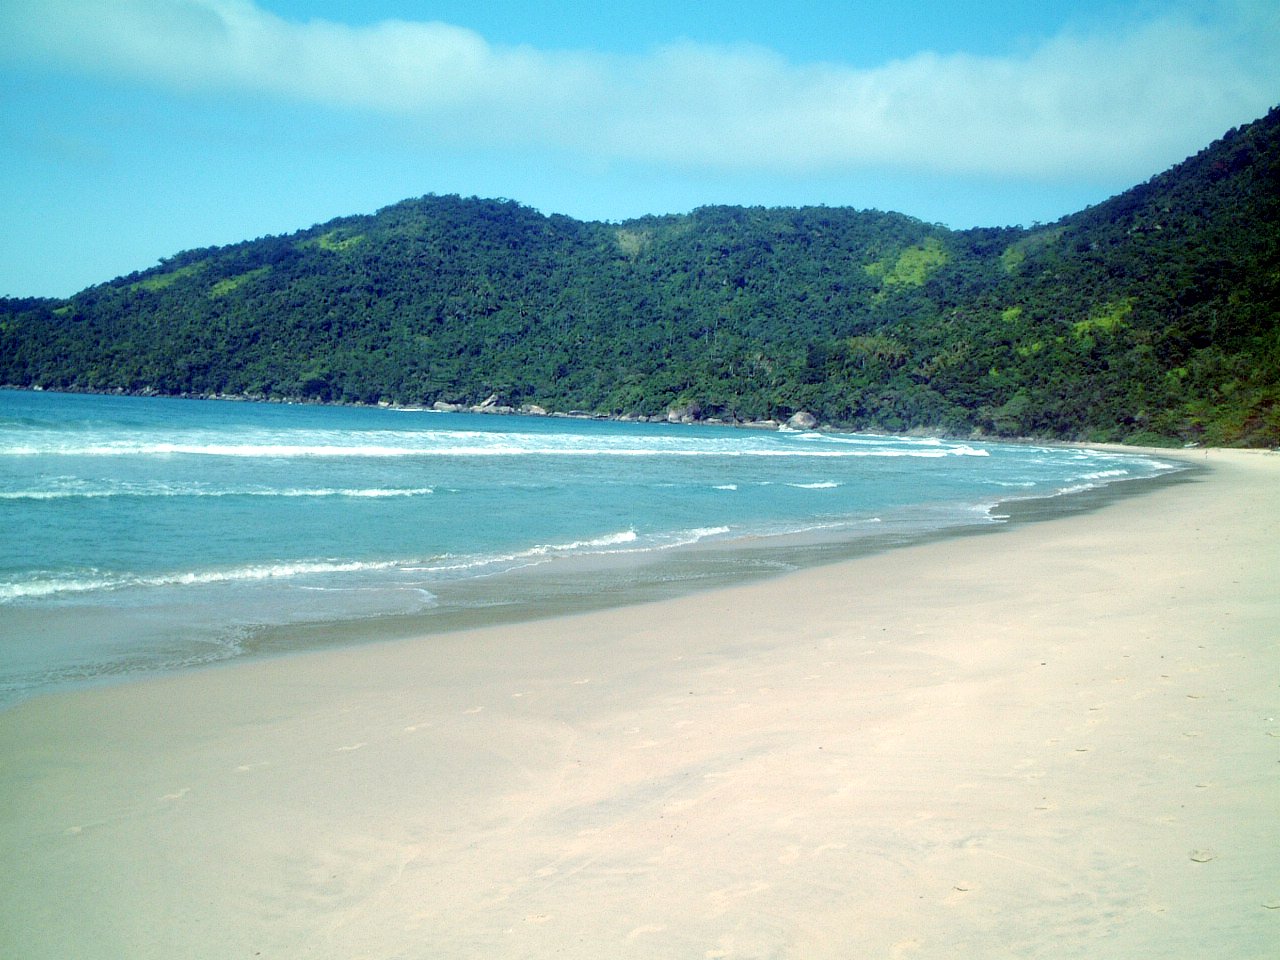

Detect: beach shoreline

[0,389,1187,709]
[2,447,1276,958]
[2,443,1199,710]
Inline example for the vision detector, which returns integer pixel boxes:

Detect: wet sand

[1,448,1277,958]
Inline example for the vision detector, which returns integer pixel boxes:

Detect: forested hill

[3,107,1278,446]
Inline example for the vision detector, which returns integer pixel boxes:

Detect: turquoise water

[0,389,1181,702]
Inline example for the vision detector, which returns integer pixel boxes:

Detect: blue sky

[1,1,1277,297]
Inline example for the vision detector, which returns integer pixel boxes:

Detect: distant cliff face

[3,107,1278,447]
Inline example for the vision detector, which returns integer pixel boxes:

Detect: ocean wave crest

[0,486,435,500]
[1,428,990,460]
[0,558,408,603]
[405,529,642,574]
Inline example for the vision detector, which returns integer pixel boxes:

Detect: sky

[1,1,1277,298]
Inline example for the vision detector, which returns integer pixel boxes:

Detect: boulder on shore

[786,411,819,430]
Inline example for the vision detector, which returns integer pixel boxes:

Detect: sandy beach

[1,448,1276,958]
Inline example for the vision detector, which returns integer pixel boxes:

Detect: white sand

[2,449,1277,958]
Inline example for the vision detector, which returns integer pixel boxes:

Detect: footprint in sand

[627,925,666,939]
[708,881,770,912]
[705,935,736,958]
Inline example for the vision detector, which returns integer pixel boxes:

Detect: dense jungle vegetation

[2,107,1277,446]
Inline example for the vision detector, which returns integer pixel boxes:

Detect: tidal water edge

[0,390,1185,703]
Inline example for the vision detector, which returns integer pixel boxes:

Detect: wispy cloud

[4,0,1277,183]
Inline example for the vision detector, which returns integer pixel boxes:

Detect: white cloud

[4,0,1277,184]
[2,0,605,113]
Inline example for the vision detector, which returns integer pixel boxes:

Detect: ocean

[0,389,1183,704]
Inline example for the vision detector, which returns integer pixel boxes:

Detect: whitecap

[0,558,410,603]
[405,529,642,574]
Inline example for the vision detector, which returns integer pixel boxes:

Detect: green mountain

[3,107,1278,446]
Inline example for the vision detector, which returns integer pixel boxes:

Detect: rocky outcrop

[786,411,819,430]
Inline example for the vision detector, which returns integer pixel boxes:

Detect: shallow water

[0,390,1183,702]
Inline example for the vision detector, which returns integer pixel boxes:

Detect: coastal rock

[786,411,819,430]
[667,402,704,424]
